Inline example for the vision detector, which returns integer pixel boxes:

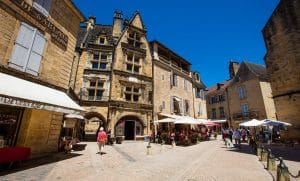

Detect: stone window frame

[241,104,249,117]
[184,99,190,115]
[212,108,217,119]
[219,107,225,118]
[124,86,141,102]
[237,86,247,100]
[87,79,105,101]
[125,52,141,74]
[127,31,142,48]
[90,51,112,70]
[184,79,187,90]
[97,35,106,45]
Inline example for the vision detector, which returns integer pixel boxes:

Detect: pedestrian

[107,128,113,145]
[229,128,233,143]
[241,128,246,142]
[97,127,107,155]
[233,128,241,148]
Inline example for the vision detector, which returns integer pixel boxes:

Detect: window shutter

[183,100,186,115]
[9,23,35,71]
[26,31,46,75]
[170,73,173,88]
[170,96,174,113]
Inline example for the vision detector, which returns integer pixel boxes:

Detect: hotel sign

[12,0,68,50]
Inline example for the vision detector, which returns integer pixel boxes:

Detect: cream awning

[0,72,84,114]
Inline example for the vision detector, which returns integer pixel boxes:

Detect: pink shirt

[98,131,107,142]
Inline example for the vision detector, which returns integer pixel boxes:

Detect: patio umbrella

[261,119,292,126]
[239,119,264,127]
[202,120,220,127]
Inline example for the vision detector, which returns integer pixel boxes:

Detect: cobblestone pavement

[1,137,274,181]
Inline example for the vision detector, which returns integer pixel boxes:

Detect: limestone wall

[17,109,63,157]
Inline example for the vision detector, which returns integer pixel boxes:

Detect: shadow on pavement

[263,145,300,162]
[224,143,255,155]
[72,144,87,151]
[0,152,82,176]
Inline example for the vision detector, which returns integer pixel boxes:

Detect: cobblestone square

[0,137,281,181]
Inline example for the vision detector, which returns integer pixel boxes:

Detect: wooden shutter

[9,23,35,71]
[26,31,46,75]
[170,96,174,113]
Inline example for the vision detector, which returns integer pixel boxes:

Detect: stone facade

[151,40,206,123]
[0,0,84,157]
[262,0,300,139]
[75,12,153,140]
[206,61,277,128]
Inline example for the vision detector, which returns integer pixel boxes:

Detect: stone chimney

[112,10,123,38]
[87,16,96,30]
[229,61,240,79]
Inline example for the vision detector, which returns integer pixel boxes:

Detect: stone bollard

[277,157,290,181]
[256,145,262,157]
[146,142,151,155]
[267,149,276,171]
[261,148,268,162]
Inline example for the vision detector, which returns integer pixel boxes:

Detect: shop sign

[0,96,43,109]
[12,0,68,50]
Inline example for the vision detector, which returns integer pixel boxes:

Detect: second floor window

[241,104,249,117]
[88,80,105,101]
[124,86,141,102]
[184,100,190,115]
[198,103,203,116]
[171,73,178,87]
[9,22,46,76]
[238,86,246,99]
[126,53,141,74]
[171,96,182,114]
[184,79,187,90]
[219,107,225,118]
[196,88,205,99]
[91,52,112,70]
[212,108,217,119]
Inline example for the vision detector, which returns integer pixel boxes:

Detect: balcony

[232,110,260,120]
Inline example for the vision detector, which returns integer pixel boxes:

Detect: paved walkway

[1,138,273,181]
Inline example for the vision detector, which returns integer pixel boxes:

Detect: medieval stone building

[0,0,84,157]
[151,40,206,124]
[75,11,152,140]
[262,0,300,139]
[206,61,277,128]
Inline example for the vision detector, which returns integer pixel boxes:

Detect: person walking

[97,127,107,155]
[233,128,241,148]
[107,128,113,145]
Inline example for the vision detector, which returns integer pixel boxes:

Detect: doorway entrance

[124,121,135,140]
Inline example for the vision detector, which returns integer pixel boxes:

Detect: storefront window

[115,121,125,136]
[0,106,23,148]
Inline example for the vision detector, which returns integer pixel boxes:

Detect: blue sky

[73,0,280,87]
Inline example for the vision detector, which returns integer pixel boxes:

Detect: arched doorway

[115,116,144,140]
[84,112,106,141]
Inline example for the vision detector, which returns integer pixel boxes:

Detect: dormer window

[96,36,106,45]
[128,31,141,48]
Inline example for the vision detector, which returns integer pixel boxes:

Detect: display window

[0,106,23,148]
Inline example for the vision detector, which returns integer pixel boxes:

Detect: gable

[130,13,145,30]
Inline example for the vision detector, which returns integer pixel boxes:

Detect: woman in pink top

[97,127,107,155]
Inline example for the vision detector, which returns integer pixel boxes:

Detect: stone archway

[115,115,145,140]
[84,112,107,141]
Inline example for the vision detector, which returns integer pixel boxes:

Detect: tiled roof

[206,79,233,94]
[76,24,114,48]
[243,61,268,79]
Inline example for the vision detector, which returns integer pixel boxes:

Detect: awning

[239,119,263,127]
[261,119,292,127]
[0,72,84,114]
[154,118,175,124]
[174,116,202,125]
[158,113,181,119]
[64,114,84,120]
[211,119,227,123]
[173,97,182,102]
